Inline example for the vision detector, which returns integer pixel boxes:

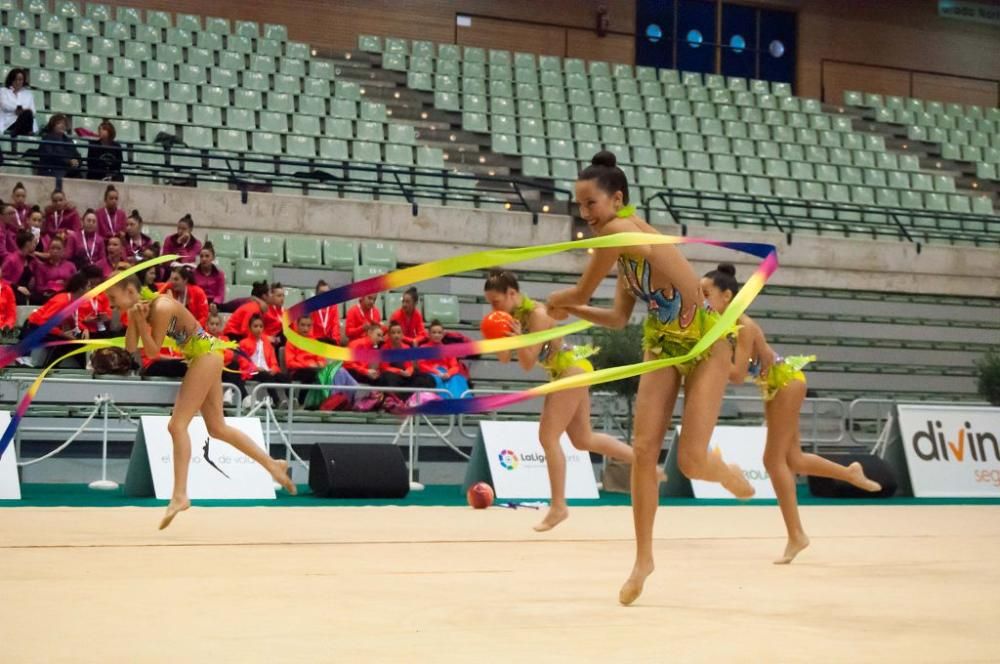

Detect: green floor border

[2,484,1000,508]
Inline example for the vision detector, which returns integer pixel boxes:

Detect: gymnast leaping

[701,263,881,563]
[484,269,639,531]
[546,151,754,605]
[106,275,296,529]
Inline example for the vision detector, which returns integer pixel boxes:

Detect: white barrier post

[89,395,119,491]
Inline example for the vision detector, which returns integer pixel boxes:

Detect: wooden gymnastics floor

[1,504,997,663]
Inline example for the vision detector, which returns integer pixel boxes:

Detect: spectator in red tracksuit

[223,281,271,342]
[158,265,210,327]
[345,293,382,341]
[206,312,247,401]
[238,314,290,406]
[417,319,471,399]
[345,323,383,384]
[309,279,341,345]
[389,286,427,346]
[285,315,329,406]
[0,279,15,333]
[19,271,90,368]
[380,320,436,394]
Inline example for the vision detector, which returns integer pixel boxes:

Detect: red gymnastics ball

[466,482,495,509]
[480,311,515,339]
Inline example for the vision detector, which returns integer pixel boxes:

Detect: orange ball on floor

[466,482,494,509]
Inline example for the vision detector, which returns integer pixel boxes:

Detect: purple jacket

[161,233,202,264]
[1,251,28,285]
[32,258,76,294]
[96,207,127,239]
[191,264,227,304]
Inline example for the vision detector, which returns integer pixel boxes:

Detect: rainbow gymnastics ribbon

[283,233,778,415]
[0,255,177,454]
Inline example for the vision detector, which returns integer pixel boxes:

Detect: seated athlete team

[0,182,471,410]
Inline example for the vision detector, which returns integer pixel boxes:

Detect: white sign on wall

[0,412,20,500]
[125,416,276,500]
[686,426,775,500]
[897,405,1000,497]
[479,421,599,500]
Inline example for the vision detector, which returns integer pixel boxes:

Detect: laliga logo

[498,449,520,470]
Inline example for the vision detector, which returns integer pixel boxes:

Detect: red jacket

[389,307,426,346]
[418,341,462,378]
[157,282,209,327]
[77,293,111,333]
[223,300,261,338]
[238,335,280,379]
[285,340,326,370]
[0,281,15,329]
[310,304,341,345]
[380,341,414,376]
[265,304,283,338]
[345,336,377,376]
[345,303,382,341]
[27,292,77,337]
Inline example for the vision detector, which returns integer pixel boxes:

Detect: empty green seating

[423,294,460,324]
[234,259,272,285]
[323,239,357,270]
[360,241,396,268]
[284,236,322,267]
[246,235,284,262]
[205,233,245,264]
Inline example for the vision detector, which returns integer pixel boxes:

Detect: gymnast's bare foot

[723,463,755,500]
[271,460,297,495]
[619,558,655,606]
[847,462,881,493]
[774,532,810,565]
[159,495,190,530]
[533,505,569,532]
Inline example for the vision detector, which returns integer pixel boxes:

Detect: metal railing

[247,382,460,488]
[847,397,991,445]
[642,188,999,249]
[0,135,570,223]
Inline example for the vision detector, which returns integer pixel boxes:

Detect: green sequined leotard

[512,294,596,380]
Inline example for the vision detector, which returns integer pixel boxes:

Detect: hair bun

[716,263,737,277]
[591,150,617,168]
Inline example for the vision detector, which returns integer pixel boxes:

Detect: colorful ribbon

[0,255,177,454]
[0,254,177,369]
[283,233,778,414]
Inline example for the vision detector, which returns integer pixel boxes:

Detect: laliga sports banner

[466,421,599,500]
[897,404,1000,497]
[0,411,20,500]
[686,426,775,500]
[125,416,276,499]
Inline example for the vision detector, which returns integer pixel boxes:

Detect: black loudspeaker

[308,443,410,498]
[807,453,898,498]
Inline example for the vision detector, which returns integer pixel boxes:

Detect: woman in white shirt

[0,69,37,137]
